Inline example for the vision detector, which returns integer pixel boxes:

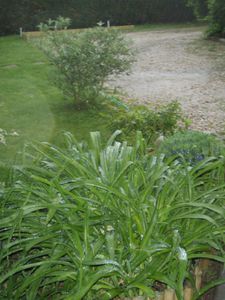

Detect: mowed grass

[0,36,110,172]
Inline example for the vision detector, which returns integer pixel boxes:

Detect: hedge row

[208,0,225,37]
[0,0,194,36]
[187,0,225,37]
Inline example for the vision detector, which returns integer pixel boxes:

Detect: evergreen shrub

[157,130,225,165]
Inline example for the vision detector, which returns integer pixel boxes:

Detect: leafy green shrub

[187,0,225,37]
[37,16,71,31]
[157,130,225,165]
[38,26,134,107]
[110,101,185,143]
[186,0,208,18]
[207,0,225,37]
[1,131,225,299]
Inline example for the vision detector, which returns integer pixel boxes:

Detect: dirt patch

[109,27,225,134]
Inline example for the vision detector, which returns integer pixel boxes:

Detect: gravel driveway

[110,27,225,134]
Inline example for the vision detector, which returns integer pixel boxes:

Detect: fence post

[184,287,193,300]
[19,27,23,37]
[163,288,175,300]
[195,265,202,291]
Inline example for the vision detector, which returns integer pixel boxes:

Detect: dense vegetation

[158,131,225,165]
[187,0,225,36]
[1,11,225,298]
[0,0,194,35]
[2,0,224,37]
[1,132,225,299]
[110,101,185,143]
[37,25,134,107]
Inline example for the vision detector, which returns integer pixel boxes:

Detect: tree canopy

[1,0,224,37]
[0,0,193,35]
[187,0,225,37]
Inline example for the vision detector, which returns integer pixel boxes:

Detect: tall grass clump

[1,131,225,299]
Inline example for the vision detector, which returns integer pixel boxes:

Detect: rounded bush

[157,130,225,165]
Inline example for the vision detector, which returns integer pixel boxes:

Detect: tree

[186,0,208,18]
[38,24,134,107]
[186,0,225,37]
[207,0,225,37]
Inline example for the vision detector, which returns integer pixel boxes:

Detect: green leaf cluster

[207,0,225,37]
[37,16,71,32]
[1,131,225,299]
[109,101,184,143]
[186,0,225,37]
[158,130,225,165]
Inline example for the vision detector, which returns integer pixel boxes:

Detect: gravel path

[110,27,225,134]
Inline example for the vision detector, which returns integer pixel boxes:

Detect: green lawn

[0,36,110,172]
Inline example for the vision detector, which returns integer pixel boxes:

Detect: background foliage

[109,101,184,143]
[0,0,194,36]
[1,1,224,37]
[187,0,225,36]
